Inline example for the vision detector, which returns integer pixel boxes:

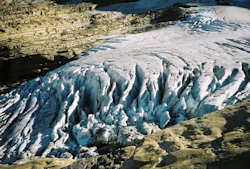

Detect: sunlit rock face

[0,4,250,163]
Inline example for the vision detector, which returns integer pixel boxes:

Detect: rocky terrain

[127,100,250,169]
[0,0,187,94]
[0,158,75,169]
[0,100,249,169]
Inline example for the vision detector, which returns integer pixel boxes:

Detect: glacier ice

[0,5,250,163]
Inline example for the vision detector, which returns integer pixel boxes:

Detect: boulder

[152,5,187,23]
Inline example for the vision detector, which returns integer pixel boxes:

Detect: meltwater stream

[0,4,250,163]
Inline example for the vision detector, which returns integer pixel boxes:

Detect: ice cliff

[0,5,250,163]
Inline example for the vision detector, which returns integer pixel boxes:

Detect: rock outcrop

[125,100,250,169]
[0,158,75,169]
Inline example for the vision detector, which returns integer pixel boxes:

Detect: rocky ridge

[127,100,250,169]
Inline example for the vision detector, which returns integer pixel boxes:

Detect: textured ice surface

[0,5,250,163]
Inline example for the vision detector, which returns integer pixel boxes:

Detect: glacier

[0,4,250,163]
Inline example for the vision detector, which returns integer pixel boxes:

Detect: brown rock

[0,158,75,169]
[127,101,250,169]
[153,6,187,23]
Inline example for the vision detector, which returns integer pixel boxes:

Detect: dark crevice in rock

[207,150,250,169]
[156,154,177,167]
[210,137,224,152]
[223,106,249,133]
